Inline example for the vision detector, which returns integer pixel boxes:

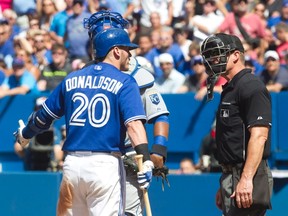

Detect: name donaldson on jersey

[65,75,123,94]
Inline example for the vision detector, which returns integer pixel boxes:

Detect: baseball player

[84,11,170,216]
[14,27,154,216]
[124,57,170,216]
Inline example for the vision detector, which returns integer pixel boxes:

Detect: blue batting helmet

[93,28,138,58]
[83,10,129,38]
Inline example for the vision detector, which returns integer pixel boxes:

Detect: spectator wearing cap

[155,53,185,94]
[178,55,226,100]
[178,55,208,93]
[188,0,224,44]
[64,0,91,61]
[146,28,186,79]
[259,50,288,92]
[0,58,37,99]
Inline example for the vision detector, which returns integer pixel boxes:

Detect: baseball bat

[135,154,152,216]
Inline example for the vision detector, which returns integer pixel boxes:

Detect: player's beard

[120,56,130,71]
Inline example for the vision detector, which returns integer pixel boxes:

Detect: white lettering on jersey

[65,75,123,94]
[70,92,110,127]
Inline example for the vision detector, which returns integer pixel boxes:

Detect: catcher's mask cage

[83,10,129,38]
[200,34,235,78]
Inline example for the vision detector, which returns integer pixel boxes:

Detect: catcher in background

[123,57,170,215]
[84,11,170,216]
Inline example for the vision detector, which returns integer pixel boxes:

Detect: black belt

[221,160,267,174]
[221,164,237,174]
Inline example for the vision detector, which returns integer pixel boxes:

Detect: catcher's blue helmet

[83,10,129,38]
[93,28,138,58]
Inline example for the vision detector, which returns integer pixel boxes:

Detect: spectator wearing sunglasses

[37,43,72,92]
[259,50,288,92]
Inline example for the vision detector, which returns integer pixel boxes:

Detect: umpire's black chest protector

[216,69,271,165]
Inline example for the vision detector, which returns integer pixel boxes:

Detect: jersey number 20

[70,92,110,128]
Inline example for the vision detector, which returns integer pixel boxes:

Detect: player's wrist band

[134,143,150,162]
[151,144,167,162]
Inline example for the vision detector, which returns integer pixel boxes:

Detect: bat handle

[135,154,152,216]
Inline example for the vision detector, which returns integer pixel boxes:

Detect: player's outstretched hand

[13,120,30,148]
[137,160,154,190]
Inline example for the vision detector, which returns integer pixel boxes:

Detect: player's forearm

[241,126,268,180]
[151,115,169,160]
[127,120,151,161]
[153,121,169,138]
[127,120,148,147]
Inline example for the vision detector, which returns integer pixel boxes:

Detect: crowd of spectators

[1,0,288,173]
[1,0,288,98]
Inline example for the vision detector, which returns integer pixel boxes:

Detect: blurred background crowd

[1,0,288,172]
[1,0,288,99]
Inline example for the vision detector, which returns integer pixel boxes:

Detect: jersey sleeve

[241,80,272,128]
[142,84,169,123]
[119,77,147,125]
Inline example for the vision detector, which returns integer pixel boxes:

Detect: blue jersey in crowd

[42,62,146,153]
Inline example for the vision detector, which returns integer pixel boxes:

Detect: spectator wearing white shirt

[155,53,185,94]
[189,0,224,44]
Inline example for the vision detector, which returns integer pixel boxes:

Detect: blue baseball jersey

[42,62,147,153]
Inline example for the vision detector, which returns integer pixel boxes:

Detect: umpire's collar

[222,68,252,90]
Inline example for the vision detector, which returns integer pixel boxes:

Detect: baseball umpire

[83,11,170,216]
[14,27,154,216]
[200,33,273,216]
